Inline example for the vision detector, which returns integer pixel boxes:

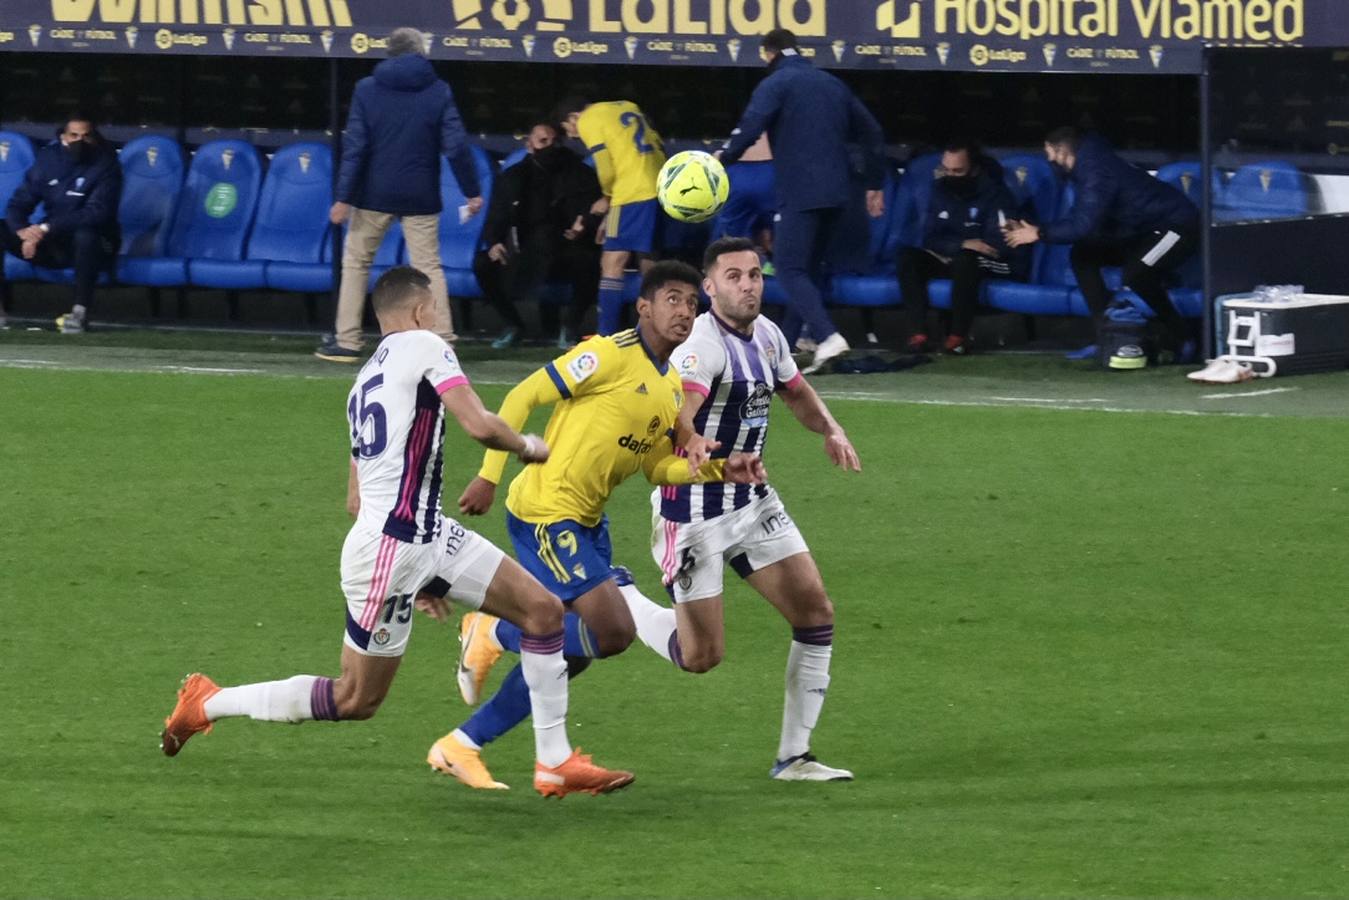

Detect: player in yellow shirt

[558,96,667,335]
[423,260,765,791]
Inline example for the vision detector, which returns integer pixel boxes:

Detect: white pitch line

[984,396,1109,404]
[1199,386,1297,400]
[153,365,266,375]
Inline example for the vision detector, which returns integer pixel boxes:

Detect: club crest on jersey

[567,351,599,383]
[646,415,661,436]
[677,353,698,376]
[741,381,772,425]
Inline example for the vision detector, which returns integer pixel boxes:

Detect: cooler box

[1221,293,1349,376]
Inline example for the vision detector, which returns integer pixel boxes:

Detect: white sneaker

[770,753,854,782]
[1187,357,1255,384]
[802,332,850,375]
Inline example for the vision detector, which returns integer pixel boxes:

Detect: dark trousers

[472,232,599,335]
[897,247,1012,338]
[774,207,844,346]
[1070,228,1197,349]
[0,223,114,312]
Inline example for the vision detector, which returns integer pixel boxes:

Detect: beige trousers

[334,208,454,349]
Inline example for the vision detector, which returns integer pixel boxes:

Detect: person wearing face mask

[896,140,1026,355]
[2,114,121,334]
[1004,126,1198,361]
[472,120,603,350]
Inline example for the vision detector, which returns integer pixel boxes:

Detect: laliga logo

[1149,44,1164,68]
[1042,42,1056,66]
[876,0,921,38]
[831,39,846,63]
[553,36,572,57]
[124,25,138,48]
[522,33,536,57]
[351,32,369,54]
[727,37,741,61]
[969,43,989,66]
[625,35,638,59]
[223,27,236,50]
[155,28,173,49]
[320,29,334,53]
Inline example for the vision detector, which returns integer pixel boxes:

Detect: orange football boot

[160,672,220,757]
[534,749,635,798]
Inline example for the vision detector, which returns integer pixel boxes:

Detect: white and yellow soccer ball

[657,150,730,223]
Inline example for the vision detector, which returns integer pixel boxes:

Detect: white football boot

[770,752,854,782]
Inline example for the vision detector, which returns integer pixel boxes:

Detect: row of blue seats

[0,129,1312,321]
[0,132,490,296]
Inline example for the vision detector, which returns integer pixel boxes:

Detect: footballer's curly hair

[638,260,702,300]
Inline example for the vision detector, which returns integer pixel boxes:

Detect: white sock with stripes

[203,675,336,723]
[519,631,571,768]
[619,582,677,663]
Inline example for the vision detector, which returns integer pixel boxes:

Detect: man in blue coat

[897,141,1028,355]
[2,115,121,334]
[720,29,887,374]
[1005,127,1198,359]
[317,27,483,362]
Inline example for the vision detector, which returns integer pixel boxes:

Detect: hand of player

[723,451,767,485]
[517,433,549,464]
[458,476,497,516]
[345,492,360,518]
[595,216,607,246]
[824,429,861,472]
[487,243,508,263]
[590,196,610,217]
[465,196,484,217]
[414,592,451,623]
[563,215,585,241]
[962,239,999,258]
[1003,220,1040,248]
[329,201,352,225]
[866,189,885,218]
[682,433,720,476]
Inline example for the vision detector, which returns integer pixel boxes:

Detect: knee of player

[594,622,635,656]
[681,647,723,674]
[521,594,565,636]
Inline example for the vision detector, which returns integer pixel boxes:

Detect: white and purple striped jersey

[659,311,802,523]
[346,330,468,544]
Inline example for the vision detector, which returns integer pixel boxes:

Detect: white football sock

[449,728,479,750]
[778,641,832,761]
[203,675,327,723]
[619,582,677,663]
[519,632,571,768]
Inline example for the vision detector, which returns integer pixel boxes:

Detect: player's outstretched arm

[779,377,862,472]
[440,383,548,461]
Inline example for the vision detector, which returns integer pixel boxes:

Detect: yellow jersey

[480,329,718,528]
[576,101,666,206]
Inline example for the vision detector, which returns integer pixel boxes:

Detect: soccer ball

[657,151,730,223]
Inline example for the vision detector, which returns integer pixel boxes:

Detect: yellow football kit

[479,329,725,528]
[576,101,666,206]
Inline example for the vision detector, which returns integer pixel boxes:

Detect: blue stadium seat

[1216,161,1309,222]
[987,180,1076,316]
[438,146,494,298]
[890,152,942,251]
[999,154,1059,224]
[1155,161,1214,208]
[830,173,903,308]
[120,140,263,286]
[191,142,331,291]
[499,146,527,171]
[119,135,184,258]
[0,131,37,281]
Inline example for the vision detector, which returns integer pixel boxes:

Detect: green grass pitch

[2,345,1348,898]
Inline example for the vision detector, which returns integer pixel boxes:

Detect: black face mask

[64,140,92,164]
[942,174,978,198]
[533,144,569,171]
[1048,160,1069,178]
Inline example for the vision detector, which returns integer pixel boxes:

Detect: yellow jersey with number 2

[577,101,667,206]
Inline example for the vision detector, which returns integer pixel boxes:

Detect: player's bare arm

[440,383,548,461]
[455,363,562,515]
[779,378,861,472]
[346,460,360,517]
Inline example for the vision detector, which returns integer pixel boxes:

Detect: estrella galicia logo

[740,381,772,426]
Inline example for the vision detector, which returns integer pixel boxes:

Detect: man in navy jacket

[317,27,483,362]
[2,116,121,334]
[897,142,1027,355]
[1005,127,1198,357]
[720,28,887,374]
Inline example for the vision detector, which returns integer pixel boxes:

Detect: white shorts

[341,517,504,657]
[650,487,810,604]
